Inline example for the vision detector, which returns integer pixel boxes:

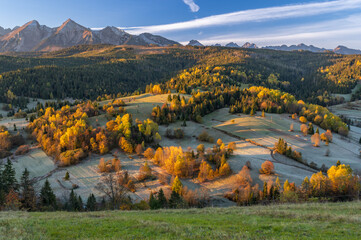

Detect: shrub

[174,128,184,139]
[259,160,274,175]
[166,128,184,139]
[320,130,333,142]
[299,116,307,123]
[14,110,27,119]
[314,115,323,125]
[300,124,308,136]
[198,131,214,143]
[143,148,155,159]
[138,162,152,181]
[245,161,252,170]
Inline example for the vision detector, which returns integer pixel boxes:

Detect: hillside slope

[1,201,360,239]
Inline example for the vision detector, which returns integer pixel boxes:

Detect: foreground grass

[1,201,361,240]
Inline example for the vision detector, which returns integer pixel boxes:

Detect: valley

[0,43,360,218]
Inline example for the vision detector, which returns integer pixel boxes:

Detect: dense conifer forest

[0,45,361,106]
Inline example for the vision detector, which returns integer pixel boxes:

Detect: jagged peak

[56,19,87,33]
[187,40,203,46]
[27,20,40,26]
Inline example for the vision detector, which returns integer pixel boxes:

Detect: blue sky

[1,0,361,49]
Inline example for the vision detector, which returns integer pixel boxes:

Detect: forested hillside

[0,45,360,106]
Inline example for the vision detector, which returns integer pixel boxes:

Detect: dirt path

[31,167,61,183]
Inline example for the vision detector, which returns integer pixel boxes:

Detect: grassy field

[0,201,360,239]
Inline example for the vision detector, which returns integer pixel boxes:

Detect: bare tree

[95,173,128,209]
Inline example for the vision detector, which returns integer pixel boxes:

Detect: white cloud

[123,0,361,34]
[190,15,361,49]
[183,0,200,13]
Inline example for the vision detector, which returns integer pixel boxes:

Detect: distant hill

[225,42,240,48]
[263,43,327,53]
[263,43,361,55]
[333,45,361,55]
[242,42,258,49]
[187,40,203,47]
[0,19,180,52]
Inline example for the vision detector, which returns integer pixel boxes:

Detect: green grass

[1,201,360,239]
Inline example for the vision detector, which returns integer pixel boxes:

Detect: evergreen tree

[78,196,84,211]
[168,190,183,209]
[149,192,159,210]
[40,179,57,210]
[2,158,18,193]
[86,194,97,211]
[0,165,4,206]
[308,123,314,135]
[158,188,168,208]
[20,168,36,210]
[68,189,79,211]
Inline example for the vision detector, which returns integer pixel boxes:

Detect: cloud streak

[191,15,361,49]
[124,0,361,34]
[183,0,200,12]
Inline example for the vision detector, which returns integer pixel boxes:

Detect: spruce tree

[20,168,36,210]
[78,196,84,211]
[158,188,168,208]
[40,179,57,210]
[149,192,159,210]
[86,194,97,211]
[169,190,182,209]
[69,190,79,211]
[0,165,4,206]
[2,158,18,193]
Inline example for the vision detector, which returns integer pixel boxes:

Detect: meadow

[0,201,360,239]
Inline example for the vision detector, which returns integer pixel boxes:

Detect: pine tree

[68,189,79,211]
[169,190,183,209]
[78,196,84,211]
[86,194,97,211]
[308,123,314,135]
[20,168,36,210]
[158,188,168,208]
[0,164,4,206]
[2,158,18,193]
[40,179,57,210]
[149,192,159,209]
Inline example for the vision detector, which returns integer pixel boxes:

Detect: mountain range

[0,19,179,52]
[1,19,361,55]
[264,43,361,55]
[187,40,361,55]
